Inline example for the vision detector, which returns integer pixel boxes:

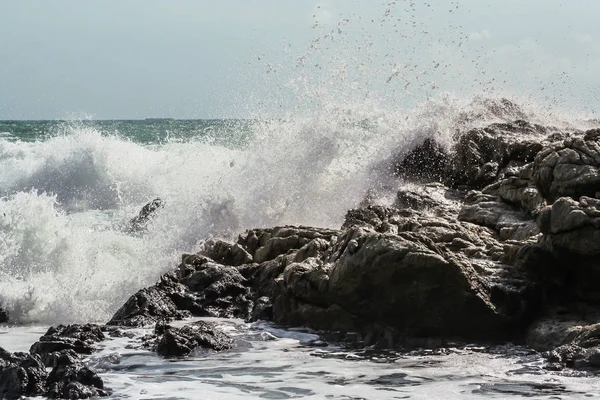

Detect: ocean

[1,107,600,398]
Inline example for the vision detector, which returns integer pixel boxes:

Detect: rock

[393,183,462,217]
[519,196,600,304]
[178,261,253,319]
[527,311,600,370]
[448,120,550,189]
[237,226,339,264]
[30,324,105,359]
[532,129,600,203]
[393,138,449,182]
[0,348,47,399]
[200,239,253,266]
[128,198,164,232]
[458,191,539,241]
[107,273,192,327]
[0,306,7,323]
[45,352,108,398]
[152,321,234,358]
[271,211,537,344]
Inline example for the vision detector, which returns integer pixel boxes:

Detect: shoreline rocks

[103,119,600,372]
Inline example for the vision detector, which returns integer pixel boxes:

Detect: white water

[1,319,599,399]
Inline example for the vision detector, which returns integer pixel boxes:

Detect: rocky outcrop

[1,325,108,399]
[447,120,554,189]
[30,324,105,360]
[147,321,234,358]
[0,348,46,400]
[533,130,600,203]
[103,119,600,371]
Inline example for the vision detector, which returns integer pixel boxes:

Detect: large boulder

[30,324,105,360]
[0,348,47,399]
[271,206,538,345]
[526,309,600,370]
[45,352,108,399]
[448,120,550,189]
[150,321,234,358]
[107,273,192,327]
[532,129,600,203]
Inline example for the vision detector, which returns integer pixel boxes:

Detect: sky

[1,0,599,119]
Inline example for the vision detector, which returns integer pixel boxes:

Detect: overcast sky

[1,1,599,119]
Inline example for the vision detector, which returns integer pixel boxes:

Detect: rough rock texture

[0,348,47,399]
[30,324,105,358]
[0,343,107,399]
[533,129,600,203]
[45,352,108,399]
[128,198,164,233]
[150,321,234,358]
[107,273,193,326]
[447,120,551,189]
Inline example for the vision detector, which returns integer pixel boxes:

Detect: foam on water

[3,319,598,399]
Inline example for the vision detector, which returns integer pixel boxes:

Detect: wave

[0,95,595,324]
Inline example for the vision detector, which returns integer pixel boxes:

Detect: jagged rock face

[237,226,339,264]
[150,321,234,358]
[0,348,47,399]
[107,273,192,327]
[394,138,449,182]
[448,121,550,189]
[533,129,600,203]
[271,207,538,344]
[45,352,108,399]
[30,324,105,358]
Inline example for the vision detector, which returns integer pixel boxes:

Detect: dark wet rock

[45,352,108,398]
[518,196,600,304]
[0,348,47,399]
[151,321,234,358]
[533,129,600,203]
[178,260,253,319]
[249,296,273,322]
[237,226,339,263]
[128,198,164,232]
[448,120,550,189]
[527,311,600,370]
[394,138,449,182]
[0,306,7,323]
[30,324,105,359]
[272,207,539,344]
[200,238,253,266]
[107,273,192,327]
[393,183,462,217]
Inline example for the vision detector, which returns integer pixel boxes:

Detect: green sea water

[0,119,255,146]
